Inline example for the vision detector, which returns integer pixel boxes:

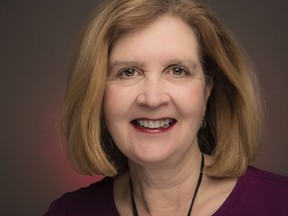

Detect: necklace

[129,153,205,216]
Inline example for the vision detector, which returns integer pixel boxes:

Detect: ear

[204,76,213,101]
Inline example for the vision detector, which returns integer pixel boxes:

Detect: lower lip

[131,122,176,133]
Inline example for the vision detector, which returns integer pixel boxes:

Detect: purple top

[44,166,288,215]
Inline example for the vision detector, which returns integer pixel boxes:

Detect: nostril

[136,90,170,108]
[136,94,146,105]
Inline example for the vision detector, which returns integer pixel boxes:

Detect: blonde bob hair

[59,0,263,178]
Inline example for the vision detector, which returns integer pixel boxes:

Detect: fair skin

[104,16,237,215]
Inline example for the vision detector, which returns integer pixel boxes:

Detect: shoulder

[43,177,119,216]
[242,166,288,213]
[214,166,288,216]
[247,166,288,195]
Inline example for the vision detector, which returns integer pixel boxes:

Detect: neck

[128,148,204,215]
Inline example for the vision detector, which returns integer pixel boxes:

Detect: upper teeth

[136,119,173,129]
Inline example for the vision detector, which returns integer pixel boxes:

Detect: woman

[44,0,288,215]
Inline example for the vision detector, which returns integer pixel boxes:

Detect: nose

[136,78,170,109]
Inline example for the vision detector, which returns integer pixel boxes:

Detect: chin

[129,149,176,167]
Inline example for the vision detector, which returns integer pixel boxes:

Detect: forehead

[109,16,201,65]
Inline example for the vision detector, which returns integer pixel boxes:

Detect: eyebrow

[165,58,199,70]
[108,58,199,72]
[109,60,145,70]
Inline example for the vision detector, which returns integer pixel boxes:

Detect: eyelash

[168,65,191,77]
[115,65,191,79]
[117,67,141,79]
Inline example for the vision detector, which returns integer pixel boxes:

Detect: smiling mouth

[131,119,176,129]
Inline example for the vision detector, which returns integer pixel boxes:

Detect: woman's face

[104,16,213,167]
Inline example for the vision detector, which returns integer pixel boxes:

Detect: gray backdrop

[1,0,287,215]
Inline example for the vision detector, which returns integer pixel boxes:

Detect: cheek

[174,84,207,115]
[103,87,118,129]
[103,86,134,154]
[103,85,134,126]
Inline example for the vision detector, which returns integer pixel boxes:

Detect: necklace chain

[130,153,205,216]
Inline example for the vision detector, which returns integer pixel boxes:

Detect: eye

[118,68,137,78]
[170,66,190,77]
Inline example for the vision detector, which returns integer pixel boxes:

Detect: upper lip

[130,117,176,122]
[131,117,174,120]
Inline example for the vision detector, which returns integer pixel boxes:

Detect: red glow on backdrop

[40,92,104,193]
